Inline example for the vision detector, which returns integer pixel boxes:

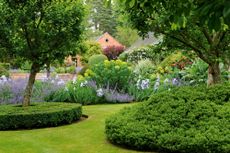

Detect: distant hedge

[0,102,82,130]
[105,83,230,153]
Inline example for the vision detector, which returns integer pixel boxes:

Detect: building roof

[126,32,162,51]
[96,32,124,49]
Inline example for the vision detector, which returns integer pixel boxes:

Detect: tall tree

[119,0,230,85]
[0,0,85,106]
[86,0,117,36]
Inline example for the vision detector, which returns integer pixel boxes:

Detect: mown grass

[0,103,148,153]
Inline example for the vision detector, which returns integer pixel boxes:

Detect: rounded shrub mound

[105,83,230,153]
[88,54,108,67]
[0,102,82,130]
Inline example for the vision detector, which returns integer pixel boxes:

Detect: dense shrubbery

[105,83,230,153]
[80,41,103,64]
[87,60,132,91]
[0,64,9,77]
[0,102,82,130]
[103,45,125,60]
[88,54,108,67]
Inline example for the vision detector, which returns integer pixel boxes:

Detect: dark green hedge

[105,83,230,153]
[0,102,82,130]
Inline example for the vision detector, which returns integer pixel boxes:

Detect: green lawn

[0,103,148,153]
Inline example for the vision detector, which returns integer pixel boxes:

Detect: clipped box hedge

[0,102,82,130]
[105,83,230,153]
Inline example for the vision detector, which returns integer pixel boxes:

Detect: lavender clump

[0,77,65,104]
[103,88,134,103]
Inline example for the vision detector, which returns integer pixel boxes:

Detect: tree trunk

[207,62,221,86]
[46,64,51,78]
[224,59,230,81]
[23,63,40,107]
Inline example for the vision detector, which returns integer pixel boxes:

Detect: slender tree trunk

[207,62,221,86]
[46,63,51,78]
[23,63,40,107]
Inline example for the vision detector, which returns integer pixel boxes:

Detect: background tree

[118,0,230,85]
[0,0,85,106]
[86,0,117,36]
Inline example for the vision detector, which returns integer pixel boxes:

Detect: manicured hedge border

[0,102,82,130]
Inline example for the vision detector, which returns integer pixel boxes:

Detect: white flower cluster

[96,88,104,97]
[80,80,88,87]
[154,77,160,91]
[0,75,8,84]
[137,79,150,90]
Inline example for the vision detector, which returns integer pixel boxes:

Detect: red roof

[96,32,124,49]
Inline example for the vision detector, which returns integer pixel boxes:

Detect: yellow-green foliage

[88,54,108,67]
[86,60,132,90]
[81,41,103,63]
[159,51,184,68]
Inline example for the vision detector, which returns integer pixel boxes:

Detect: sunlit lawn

[0,103,148,153]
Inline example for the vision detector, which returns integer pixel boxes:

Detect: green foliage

[119,0,230,85]
[127,84,153,102]
[55,67,66,73]
[0,0,85,105]
[66,65,76,74]
[105,83,230,153]
[0,64,9,77]
[20,61,32,71]
[160,51,185,68]
[88,54,108,67]
[124,45,168,65]
[115,26,139,47]
[134,59,155,79]
[45,81,102,105]
[87,60,132,91]
[0,63,10,70]
[0,0,85,67]
[0,102,82,130]
[180,59,208,85]
[85,0,117,36]
[81,41,103,63]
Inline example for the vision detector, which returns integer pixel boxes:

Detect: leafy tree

[0,0,85,106]
[115,26,139,48]
[118,0,230,86]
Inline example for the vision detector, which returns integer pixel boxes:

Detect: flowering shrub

[86,60,132,91]
[103,45,125,60]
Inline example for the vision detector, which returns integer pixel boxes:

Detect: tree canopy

[0,0,85,106]
[119,0,230,85]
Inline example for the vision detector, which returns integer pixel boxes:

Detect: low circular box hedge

[0,102,82,130]
[105,83,230,153]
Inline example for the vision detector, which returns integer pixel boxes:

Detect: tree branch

[160,30,208,62]
[201,27,213,45]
